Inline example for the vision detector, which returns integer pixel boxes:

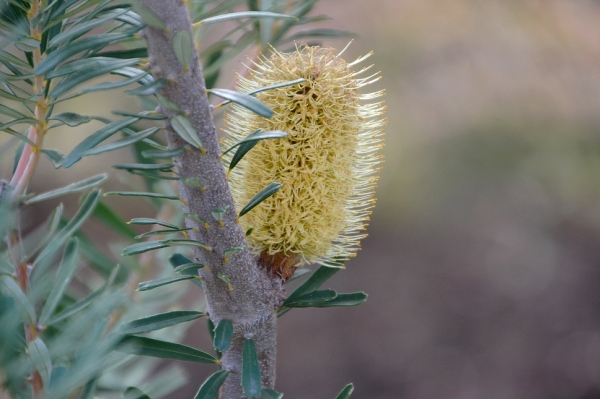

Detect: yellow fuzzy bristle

[223,45,385,273]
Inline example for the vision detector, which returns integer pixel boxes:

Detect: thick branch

[137,2,280,398]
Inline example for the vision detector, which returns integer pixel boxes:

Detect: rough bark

[137,2,281,397]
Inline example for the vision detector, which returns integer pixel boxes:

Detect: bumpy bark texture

[137,2,280,398]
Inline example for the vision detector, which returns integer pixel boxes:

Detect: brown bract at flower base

[222,44,386,280]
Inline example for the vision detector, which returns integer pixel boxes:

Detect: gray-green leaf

[25,174,107,205]
[239,182,280,217]
[120,310,204,334]
[209,88,273,118]
[137,276,196,291]
[242,339,261,397]
[0,275,36,325]
[117,336,217,363]
[82,128,160,156]
[334,383,354,399]
[213,319,233,352]
[28,338,52,389]
[173,31,193,71]
[38,238,80,326]
[48,112,91,127]
[170,115,203,149]
[131,3,167,30]
[194,370,230,399]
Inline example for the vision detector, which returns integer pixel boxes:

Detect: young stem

[136,2,282,398]
[9,0,48,199]
[6,1,48,397]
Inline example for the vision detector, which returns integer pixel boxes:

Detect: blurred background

[5,0,600,398]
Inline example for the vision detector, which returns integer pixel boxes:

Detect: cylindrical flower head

[223,45,385,279]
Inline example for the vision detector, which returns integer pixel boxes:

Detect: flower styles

[223,45,385,279]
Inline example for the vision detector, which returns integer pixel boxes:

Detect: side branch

[137,1,280,397]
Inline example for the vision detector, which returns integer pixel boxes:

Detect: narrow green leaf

[170,115,203,149]
[162,239,210,250]
[134,228,192,239]
[113,110,167,120]
[0,104,27,119]
[35,30,142,76]
[142,148,185,159]
[309,292,367,308]
[128,218,180,230]
[125,78,167,96]
[112,66,154,85]
[48,112,91,127]
[104,191,179,200]
[174,263,205,273]
[283,289,337,308]
[242,339,261,397]
[47,284,105,326]
[63,117,140,168]
[92,201,136,239]
[124,387,151,399]
[121,241,168,256]
[213,319,233,352]
[180,177,205,190]
[0,49,30,68]
[52,70,150,102]
[287,268,311,283]
[131,2,167,30]
[50,58,140,98]
[238,182,281,217]
[30,204,63,257]
[0,88,29,104]
[15,37,40,52]
[35,189,101,267]
[137,275,195,291]
[0,117,38,131]
[25,174,107,205]
[97,48,148,59]
[173,31,192,71]
[223,246,244,260]
[219,77,306,105]
[28,338,52,389]
[169,253,203,288]
[209,88,273,118]
[222,130,287,157]
[120,310,204,335]
[157,95,183,113]
[194,370,230,399]
[114,163,173,172]
[229,140,258,171]
[285,265,341,303]
[39,238,80,326]
[40,149,65,168]
[185,213,209,227]
[210,206,229,222]
[169,253,193,266]
[261,389,283,399]
[117,336,218,363]
[83,127,160,157]
[0,275,36,325]
[199,11,296,24]
[334,383,354,399]
[48,9,130,48]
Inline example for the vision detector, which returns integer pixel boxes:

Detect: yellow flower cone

[223,45,385,279]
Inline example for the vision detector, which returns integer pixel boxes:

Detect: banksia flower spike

[223,45,385,279]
